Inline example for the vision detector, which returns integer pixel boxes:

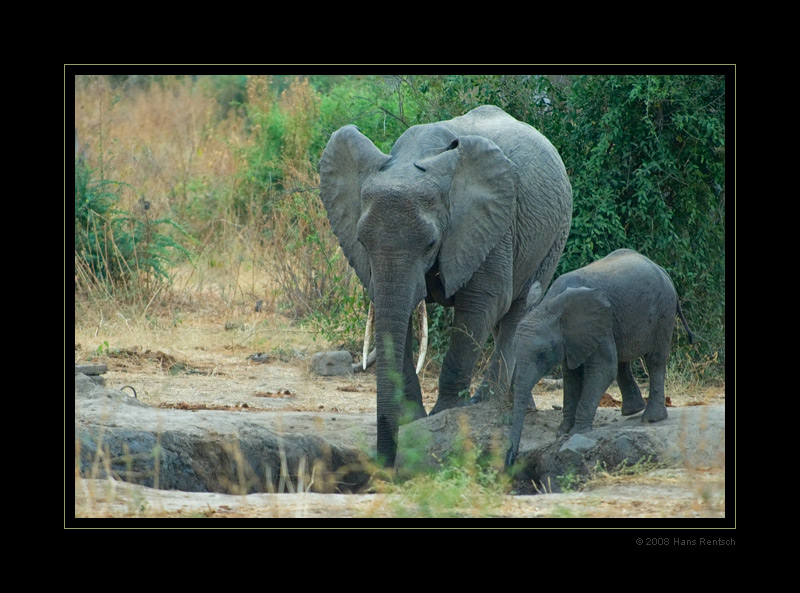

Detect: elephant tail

[676,299,696,345]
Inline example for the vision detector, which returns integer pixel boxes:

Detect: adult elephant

[319,106,572,467]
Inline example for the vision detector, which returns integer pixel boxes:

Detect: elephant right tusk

[363,301,374,370]
[361,300,428,375]
[416,301,428,375]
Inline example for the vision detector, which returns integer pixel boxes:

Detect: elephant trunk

[506,364,544,468]
[373,286,419,468]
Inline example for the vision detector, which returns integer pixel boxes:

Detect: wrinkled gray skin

[506,249,695,468]
[319,106,572,467]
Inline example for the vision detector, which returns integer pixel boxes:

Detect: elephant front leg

[570,348,617,434]
[471,296,528,407]
[557,366,582,435]
[431,309,492,414]
[617,361,646,416]
[400,316,427,423]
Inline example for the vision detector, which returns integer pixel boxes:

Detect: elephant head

[506,284,613,467]
[319,124,517,467]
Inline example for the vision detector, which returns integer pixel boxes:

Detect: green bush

[74,158,192,300]
[549,75,726,377]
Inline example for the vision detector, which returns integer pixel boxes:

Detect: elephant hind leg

[617,361,646,416]
[641,352,669,423]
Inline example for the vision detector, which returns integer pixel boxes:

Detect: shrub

[74,158,192,301]
[549,75,726,377]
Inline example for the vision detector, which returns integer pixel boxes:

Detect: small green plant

[384,415,509,517]
[556,466,583,492]
[385,456,506,518]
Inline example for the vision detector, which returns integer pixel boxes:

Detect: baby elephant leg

[558,366,582,435]
[570,348,617,434]
[641,353,669,423]
[572,379,613,434]
[617,361,646,416]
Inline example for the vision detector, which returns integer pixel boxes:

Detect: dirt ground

[73,303,727,521]
[74,321,722,419]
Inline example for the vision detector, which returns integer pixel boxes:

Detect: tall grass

[74,74,363,337]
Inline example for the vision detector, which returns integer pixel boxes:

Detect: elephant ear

[555,287,613,370]
[416,135,516,298]
[319,125,391,290]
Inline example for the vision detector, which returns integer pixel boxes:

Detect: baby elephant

[505,249,694,468]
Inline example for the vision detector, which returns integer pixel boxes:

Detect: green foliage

[238,76,369,346]
[74,158,192,299]
[548,75,726,375]
[387,459,505,517]
[196,75,248,116]
[423,303,454,367]
[230,76,285,221]
[316,75,424,153]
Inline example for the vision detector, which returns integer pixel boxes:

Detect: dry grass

[75,76,242,215]
[74,75,356,334]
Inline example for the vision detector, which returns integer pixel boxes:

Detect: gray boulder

[310,351,353,376]
[74,374,371,494]
[395,402,725,491]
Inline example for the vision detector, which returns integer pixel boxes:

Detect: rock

[558,433,598,464]
[310,351,353,376]
[394,402,725,490]
[247,352,271,364]
[75,377,372,494]
[75,373,149,407]
[75,364,107,386]
[75,364,108,376]
[539,378,563,391]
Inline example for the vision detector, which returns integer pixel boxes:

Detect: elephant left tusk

[363,301,375,370]
[416,301,428,375]
[362,300,427,374]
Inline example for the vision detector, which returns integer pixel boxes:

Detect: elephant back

[560,249,679,360]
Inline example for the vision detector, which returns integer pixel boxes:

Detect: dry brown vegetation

[75,75,350,323]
